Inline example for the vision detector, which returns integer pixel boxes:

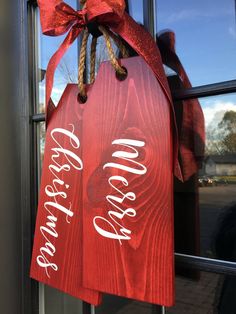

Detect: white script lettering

[36,124,83,277]
[93,139,147,244]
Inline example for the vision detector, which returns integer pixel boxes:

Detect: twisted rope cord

[78,29,89,98]
[90,37,97,84]
[105,28,129,58]
[98,25,126,76]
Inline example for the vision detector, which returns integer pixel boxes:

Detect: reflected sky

[200,94,236,128]
[157,0,236,86]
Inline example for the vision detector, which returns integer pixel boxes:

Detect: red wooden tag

[82,56,175,306]
[30,85,101,305]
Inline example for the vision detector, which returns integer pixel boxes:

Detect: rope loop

[104,28,129,59]
[78,29,89,101]
[77,7,129,102]
[98,25,127,76]
[90,37,97,84]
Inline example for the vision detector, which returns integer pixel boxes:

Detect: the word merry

[93,139,147,245]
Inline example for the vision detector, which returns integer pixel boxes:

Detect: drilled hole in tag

[77,93,88,104]
[116,67,128,81]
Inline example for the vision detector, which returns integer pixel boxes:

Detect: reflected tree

[218,111,236,154]
[206,110,236,155]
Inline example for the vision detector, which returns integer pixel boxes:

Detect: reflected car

[198,176,228,187]
[210,176,228,185]
[198,176,216,187]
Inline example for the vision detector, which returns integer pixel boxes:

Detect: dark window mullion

[175,254,236,276]
[32,78,236,123]
[173,79,236,101]
[28,1,41,314]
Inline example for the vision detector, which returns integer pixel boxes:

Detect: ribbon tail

[45,26,82,125]
[158,32,205,181]
[112,13,183,181]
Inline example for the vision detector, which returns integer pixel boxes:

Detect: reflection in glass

[39,122,45,173]
[95,294,158,314]
[199,94,236,261]
[157,28,236,263]
[44,285,83,314]
[95,271,236,314]
[166,272,223,313]
[171,94,236,262]
[156,0,236,86]
[128,0,143,24]
[171,92,236,261]
[158,30,204,274]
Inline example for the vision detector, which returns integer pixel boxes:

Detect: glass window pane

[173,92,236,262]
[166,271,227,313]
[95,295,156,314]
[201,93,236,261]
[44,286,83,314]
[129,0,143,24]
[95,271,231,314]
[38,122,45,174]
[157,0,236,86]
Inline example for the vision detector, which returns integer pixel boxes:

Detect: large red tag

[82,57,175,306]
[30,85,101,305]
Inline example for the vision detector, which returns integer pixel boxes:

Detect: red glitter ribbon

[158,31,205,181]
[38,0,182,180]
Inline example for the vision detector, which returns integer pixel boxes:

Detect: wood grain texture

[82,56,175,306]
[30,85,101,305]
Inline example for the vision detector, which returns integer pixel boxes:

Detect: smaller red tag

[30,85,101,305]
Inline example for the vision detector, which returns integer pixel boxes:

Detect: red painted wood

[82,56,175,306]
[30,85,101,305]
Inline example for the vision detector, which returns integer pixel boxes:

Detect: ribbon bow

[38,0,182,180]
